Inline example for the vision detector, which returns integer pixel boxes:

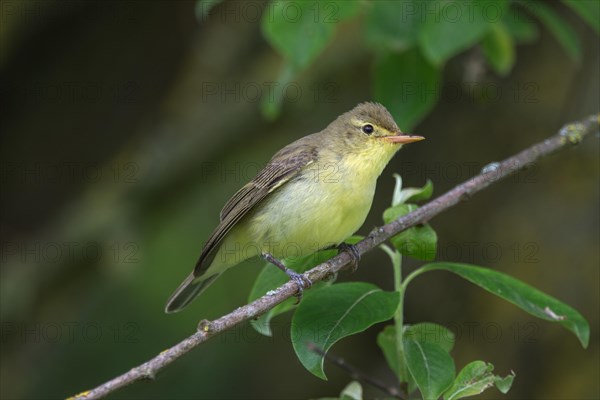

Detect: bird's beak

[381,134,425,144]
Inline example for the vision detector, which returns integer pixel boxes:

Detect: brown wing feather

[193,135,319,277]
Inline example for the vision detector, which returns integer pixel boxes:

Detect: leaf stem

[394,255,408,384]
[379,243,408,383]
[396,262,438,390]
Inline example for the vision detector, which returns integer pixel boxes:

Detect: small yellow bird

[165,102,424,313]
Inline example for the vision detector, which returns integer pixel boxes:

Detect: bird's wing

[193,135,319,277]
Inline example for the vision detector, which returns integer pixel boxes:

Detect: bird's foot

[337,242,361,272]
[285,269,313,304]
[262,252,312,304]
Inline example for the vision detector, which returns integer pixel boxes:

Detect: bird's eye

[362,124,374,135]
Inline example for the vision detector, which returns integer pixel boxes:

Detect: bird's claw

[261,252,312,304]
[287,270,312,304]
[338,242,361,272]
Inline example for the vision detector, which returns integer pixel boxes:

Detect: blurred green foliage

[255,0,598,129]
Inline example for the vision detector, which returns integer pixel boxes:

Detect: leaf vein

[322,289,380,347]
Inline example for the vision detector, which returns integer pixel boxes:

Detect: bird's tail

[165,273,220,313]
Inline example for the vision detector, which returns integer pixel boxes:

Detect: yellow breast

[248,140,399,259]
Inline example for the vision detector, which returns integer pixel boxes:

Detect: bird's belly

[249,173,375,258]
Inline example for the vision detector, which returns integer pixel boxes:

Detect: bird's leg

[337,242,361,272]
[261,252,312,303]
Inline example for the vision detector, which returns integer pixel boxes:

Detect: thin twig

[69,114,599,400]
[307,342,406,399]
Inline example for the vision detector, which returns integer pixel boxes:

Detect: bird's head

[329,102,425,154]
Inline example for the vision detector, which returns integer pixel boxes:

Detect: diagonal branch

[70,114,598,400]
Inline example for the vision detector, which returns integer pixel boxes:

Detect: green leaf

[313,380,364,400]
[383,203,417,224]
[482,23,516,76]
[340,381,363,400]
[392,174,434,206]
[494,372,516,393]
[419,0,506,65]
[443,361,515,400]
[292,282,400,379]
[404,338,455,400]
[261,0,359,69]
[343,235,364,246]
[391,223,437,261]
[377,323,455,378]
[249,249,338,336]
[260,1,359,119]
[403,179,434,203]
[503,4,539,43]
[364,0,423,51]
[561,0,600,34]
[518,0,582,63]
[374,47,441,131]
[405,323,455,353]
[377,325,402,377]
[391,174,405,206]
[417,263,590,347]
[383,203,438,261]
